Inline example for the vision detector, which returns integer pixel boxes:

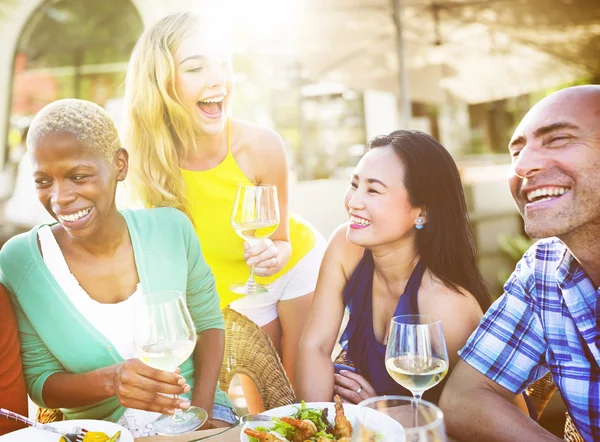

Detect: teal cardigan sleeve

[14,302,65,408]
[180,212,225,333]
[0,239,65,408]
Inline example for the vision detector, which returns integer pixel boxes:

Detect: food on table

[244,395,352,442]
[244,428,285,441]
[58,430,121,442]
[333,395,351,439]
[280,417,318,441]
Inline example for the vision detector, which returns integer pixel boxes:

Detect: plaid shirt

[460,238,600,441]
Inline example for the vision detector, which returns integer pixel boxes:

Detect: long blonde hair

[123,12,199,217]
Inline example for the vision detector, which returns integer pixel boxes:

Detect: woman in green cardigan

[0,99,235,437]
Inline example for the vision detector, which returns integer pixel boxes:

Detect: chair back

[219,307,295,410]
[36,407,63,424]
[525,371,557,418]
[564,412,584,442]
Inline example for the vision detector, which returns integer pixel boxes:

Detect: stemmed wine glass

[133,290,208,435]
[354,396,446,442]
[385,315,449,433]
[230,184,280,295]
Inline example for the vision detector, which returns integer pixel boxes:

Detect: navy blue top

[339,249,425,396]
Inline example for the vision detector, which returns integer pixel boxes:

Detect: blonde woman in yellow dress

[122,12,326,411]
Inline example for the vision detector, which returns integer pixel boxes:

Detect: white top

[37,226,160,437]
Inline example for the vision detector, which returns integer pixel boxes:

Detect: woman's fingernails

[180,401,191,409]
[177,378,186,385]
[183,385,191,393]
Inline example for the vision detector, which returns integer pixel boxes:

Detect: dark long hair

[368,130,492,311]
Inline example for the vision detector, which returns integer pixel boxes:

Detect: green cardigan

[0,207,233,422]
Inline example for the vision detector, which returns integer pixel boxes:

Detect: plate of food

[0,419,133,442]
[241,395,403,442]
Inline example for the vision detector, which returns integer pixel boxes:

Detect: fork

[0,408,88,441]
[189,414,273,441]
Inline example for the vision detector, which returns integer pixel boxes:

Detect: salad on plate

[244,395,352,442]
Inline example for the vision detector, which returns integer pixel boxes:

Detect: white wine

[386,355,448,392]
[138,340,195,371]
[233,221,279,246]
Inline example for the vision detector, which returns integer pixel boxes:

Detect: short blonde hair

[28,98,121,162]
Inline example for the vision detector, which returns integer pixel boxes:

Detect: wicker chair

[38,307,294,423]
[36,407,63,424]
[524,371,557,419]
[219,307,295,410]
[564,412,584,442]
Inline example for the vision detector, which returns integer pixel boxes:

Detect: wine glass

[230,184,280,295]
[133,290,208,435]
[355,396,446,442]
[385,315,449,433]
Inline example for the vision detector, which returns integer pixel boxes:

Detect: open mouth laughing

[197,95,225,119]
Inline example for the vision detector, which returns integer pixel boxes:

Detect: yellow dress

[182,125,316,308]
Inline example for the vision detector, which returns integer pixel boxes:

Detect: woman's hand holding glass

[111,359,190,414]
[133,290,207,435]
[243,238,280,277]
[231,184,280,294]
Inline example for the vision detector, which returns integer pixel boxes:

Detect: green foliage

[18,0,143,68]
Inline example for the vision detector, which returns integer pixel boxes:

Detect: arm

[190,328,224,418]
[42,361,187,412]
[439,257,554,441]
[244,128,292,277]
[441,361,560,442]
[0,284,28,435]
[295,225,360,401]
[12,293,186,412]
[182,211,226,418]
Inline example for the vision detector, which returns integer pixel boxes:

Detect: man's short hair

[27,98,121,162]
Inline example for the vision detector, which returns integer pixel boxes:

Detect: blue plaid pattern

[460,238,600,441]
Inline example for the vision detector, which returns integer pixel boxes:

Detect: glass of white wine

[385,315,449,435]
[133,290,208,435]
[230,184,280,295]
[355,396,446,442]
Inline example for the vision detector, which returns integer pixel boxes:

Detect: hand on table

[112,359,190,414]
[244,239,279,277]
[334,370,377,404]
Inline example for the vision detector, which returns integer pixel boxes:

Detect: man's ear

[114,148,129,182]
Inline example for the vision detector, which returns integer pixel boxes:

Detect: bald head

[28,99,121,163]
[509,85,600,152]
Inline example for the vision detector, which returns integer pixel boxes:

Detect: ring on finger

[356,387,362,394]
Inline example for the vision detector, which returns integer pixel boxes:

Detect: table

[136,427,461,441]
[137,427,241,441]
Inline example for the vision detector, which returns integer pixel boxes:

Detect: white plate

[240,402,404,441]
[0,419,133,442]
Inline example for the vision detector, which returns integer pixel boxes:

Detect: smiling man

[440,85,600,442]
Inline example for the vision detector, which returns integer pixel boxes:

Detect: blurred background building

[1,0,599,292]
